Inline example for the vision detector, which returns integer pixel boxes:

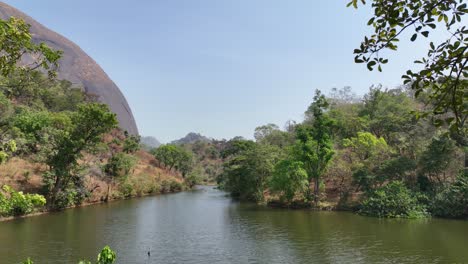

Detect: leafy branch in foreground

[349,0,467,145]
[0,17,62,78]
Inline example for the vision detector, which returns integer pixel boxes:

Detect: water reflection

[0,186,466,264]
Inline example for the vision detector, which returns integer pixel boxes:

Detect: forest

[150,84,465,219]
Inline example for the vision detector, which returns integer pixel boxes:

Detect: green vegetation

[212,0,467,218]
[349,0,467,144]
[0,16,193,217]
[151,144,193,177]
[359,181,429,218]
[216,86,465,218]
[0,185,46,217]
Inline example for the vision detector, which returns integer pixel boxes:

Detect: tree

[296,90,335,203]
[220,138,256,159]
[221,143,280,202]
[418,135,459,186]
[349,0,467,145]
[0,17,61,164]
[254,123,294,148]
[343,132,392,190]
[104,152,137,179]
[0,17,61,78]
[42,103,118,208]
[122,133,141,154]
[151,144,193,176]
[343,132,390,161]
[270,160,309,204]
[0,94,16,163]
[359,86,416,144]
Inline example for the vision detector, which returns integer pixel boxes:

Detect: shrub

[160,180,171,193]
[359,181,428,218]
[119,182,134,198]
[96,246,117,264]
[27,246,116,264]
[169,180,183,192]
[431,172,468,218]
[104,153,136,178]
[0,185,46,216]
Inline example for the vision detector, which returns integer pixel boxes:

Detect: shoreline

[0,188,186,222]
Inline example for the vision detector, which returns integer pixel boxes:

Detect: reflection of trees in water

[226,204,468,263]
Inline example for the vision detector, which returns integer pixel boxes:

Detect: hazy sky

[4,0,448,142]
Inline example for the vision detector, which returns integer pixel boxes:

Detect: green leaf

[411,33,417,41]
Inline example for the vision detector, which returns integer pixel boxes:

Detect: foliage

[41,103,117,209]
[431,172,468,218]
[359,87,416,143]
[0,185,46,217]
[221,143,280,202]
[26,246,116,264]
[21,258,33,264]
[0,17,61,78]
[418,135,458,185]
[104,153,137,179]
[220,137,256,159]
[122,133,141,154]
[152,144,193,176]
[349,0,467,145]
[296,90,334,202]
[343,132,392,191]
[269,160,309,203]
[0,139,16,164]
[96,246,117,264]
[343,132,390,160]
[359,181,429,218]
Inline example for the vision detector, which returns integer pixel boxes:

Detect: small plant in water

[25,246,116,264]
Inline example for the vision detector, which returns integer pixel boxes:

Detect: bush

[26,245,116,264]
[169,180,183,192]
[104,153,136,178]
[159,179,183,193]
[119,182,134,198]
[431,172,468,218]
[359,181,429,218]
[53,188,86,210]
[0,185,46,216]
[160,180,171,193]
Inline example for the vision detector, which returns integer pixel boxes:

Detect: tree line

[217,86,466,218]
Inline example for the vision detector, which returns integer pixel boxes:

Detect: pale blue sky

[4,0,448,142]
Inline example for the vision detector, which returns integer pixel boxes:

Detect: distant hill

[0,2,138,135]
[141,136,162,150]
[171,132,211,145]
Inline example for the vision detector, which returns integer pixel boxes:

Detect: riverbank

[0,186,189,222]
[0,150,191,222]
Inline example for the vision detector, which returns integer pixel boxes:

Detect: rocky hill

[141,136,162,149]
[171,132,212,145]
[0,2,138,135]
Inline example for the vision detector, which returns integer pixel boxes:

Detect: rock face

[0,2,139,135]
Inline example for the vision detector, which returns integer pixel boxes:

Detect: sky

[4,0,449,143]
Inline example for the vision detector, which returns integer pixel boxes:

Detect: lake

[0,186,467,263]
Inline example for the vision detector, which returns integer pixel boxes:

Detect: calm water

[0,186,467,264]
